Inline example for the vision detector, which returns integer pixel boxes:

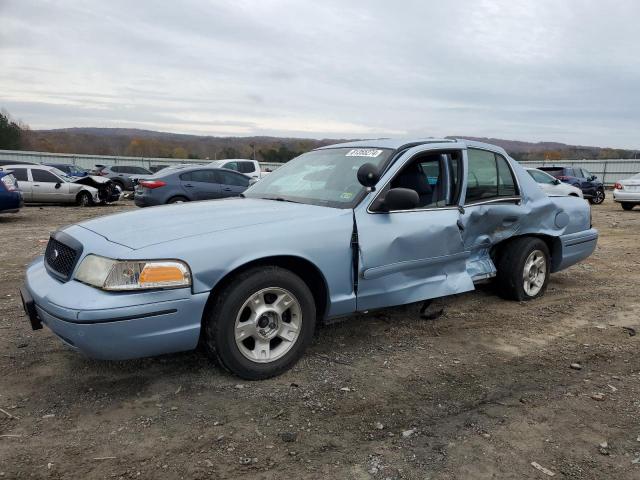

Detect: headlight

[74,255,191,291]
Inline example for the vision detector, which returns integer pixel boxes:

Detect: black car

[538,166,605,204]
[134,166,255,207]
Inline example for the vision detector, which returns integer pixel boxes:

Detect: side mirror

[357,163,380,189]
[381,188,419,211]
[55,182,61,189]
[248,178,258,186]
[589,175,597,181]
[554,179,561,185]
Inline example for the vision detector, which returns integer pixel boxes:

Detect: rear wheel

[621,202,635,211]
[496,237,550,301]
[204,266,316,380]
[112,179,125,191]
[167,196,189,204]
[589,188,605,205]
[76,191,93,207]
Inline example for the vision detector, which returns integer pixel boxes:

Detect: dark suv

[93,165,153,190]
[538,166,605,204]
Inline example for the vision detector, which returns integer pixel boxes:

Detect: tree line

[1,109,638,162]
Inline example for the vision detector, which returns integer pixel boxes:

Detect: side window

[10,168,28,182]
[217,170,249,187]
[110,166,121,173]
[32,169,61,183]
[386,151,462,209]
[223,161,239,172]
[465,149,518,204]
[181,170,215,183]
[496,154,517,196]
[237,161,255,174]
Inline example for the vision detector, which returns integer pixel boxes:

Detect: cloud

[1,0,639,147]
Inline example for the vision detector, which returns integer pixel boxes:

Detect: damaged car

[1,164,121,206]
[21,139,598,379]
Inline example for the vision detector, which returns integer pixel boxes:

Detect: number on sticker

[346,149,383,158]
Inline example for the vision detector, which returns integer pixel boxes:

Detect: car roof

[1,164,54,171]
[317,138,509,156]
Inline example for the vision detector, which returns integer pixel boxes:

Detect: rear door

[9,168,32,201]
[179,170,222,200]
[215,170,251,197]
[458,149,523,279]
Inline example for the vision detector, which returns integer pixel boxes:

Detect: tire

[496,237,550,301]
[167,196,189,204]
[204,266,316,380]
[76,191,93,207]
[621,202,635,211]
[112,180,125,191]
[589,189,605,205]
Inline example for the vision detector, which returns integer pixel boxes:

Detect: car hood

[72,175,113,187]
[77,198,345,249]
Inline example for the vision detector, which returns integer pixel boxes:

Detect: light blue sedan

[21,139,598,379]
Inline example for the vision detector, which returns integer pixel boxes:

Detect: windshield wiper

[261,196,300,204]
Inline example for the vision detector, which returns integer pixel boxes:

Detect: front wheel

[496,237,550,301]
[204,266,316,379]
[76,191,93,207]
[589,189,605,205]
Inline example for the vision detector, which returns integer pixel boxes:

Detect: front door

[355,149,474,311]
[30,169,69,202]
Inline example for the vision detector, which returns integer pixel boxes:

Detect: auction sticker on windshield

[345,149,383,158]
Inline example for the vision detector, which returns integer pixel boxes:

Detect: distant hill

[22,128,638,162]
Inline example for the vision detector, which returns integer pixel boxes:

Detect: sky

[1,0,639,148]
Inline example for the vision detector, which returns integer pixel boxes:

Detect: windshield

[244,147,393,208]
[50,167,74,182]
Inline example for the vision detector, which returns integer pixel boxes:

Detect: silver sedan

[613,173,640,210]
[525,168,583,198]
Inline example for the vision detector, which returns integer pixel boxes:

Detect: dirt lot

[0,198,639,479]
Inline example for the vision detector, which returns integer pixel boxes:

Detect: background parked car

[0,164,119,206]
[525,168,583,198]
[134,166,254,207]
[43,162,90,178]
[613,173,640,210]
[0,171,23,214]
[538,166,605,204]
[208,159,266,179]
[93,165,153,190]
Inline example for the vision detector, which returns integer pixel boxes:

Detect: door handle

[184,184,194,188]
[223,188,232,191]
[502,216,519,226]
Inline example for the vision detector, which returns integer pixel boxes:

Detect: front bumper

[22,257,208,360]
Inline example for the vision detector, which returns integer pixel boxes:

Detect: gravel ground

[0,198,639,479]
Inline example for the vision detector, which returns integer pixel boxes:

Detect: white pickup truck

[208,159,269,180]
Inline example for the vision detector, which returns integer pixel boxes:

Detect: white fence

[1,149,638,186]
[0,149,284,173]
